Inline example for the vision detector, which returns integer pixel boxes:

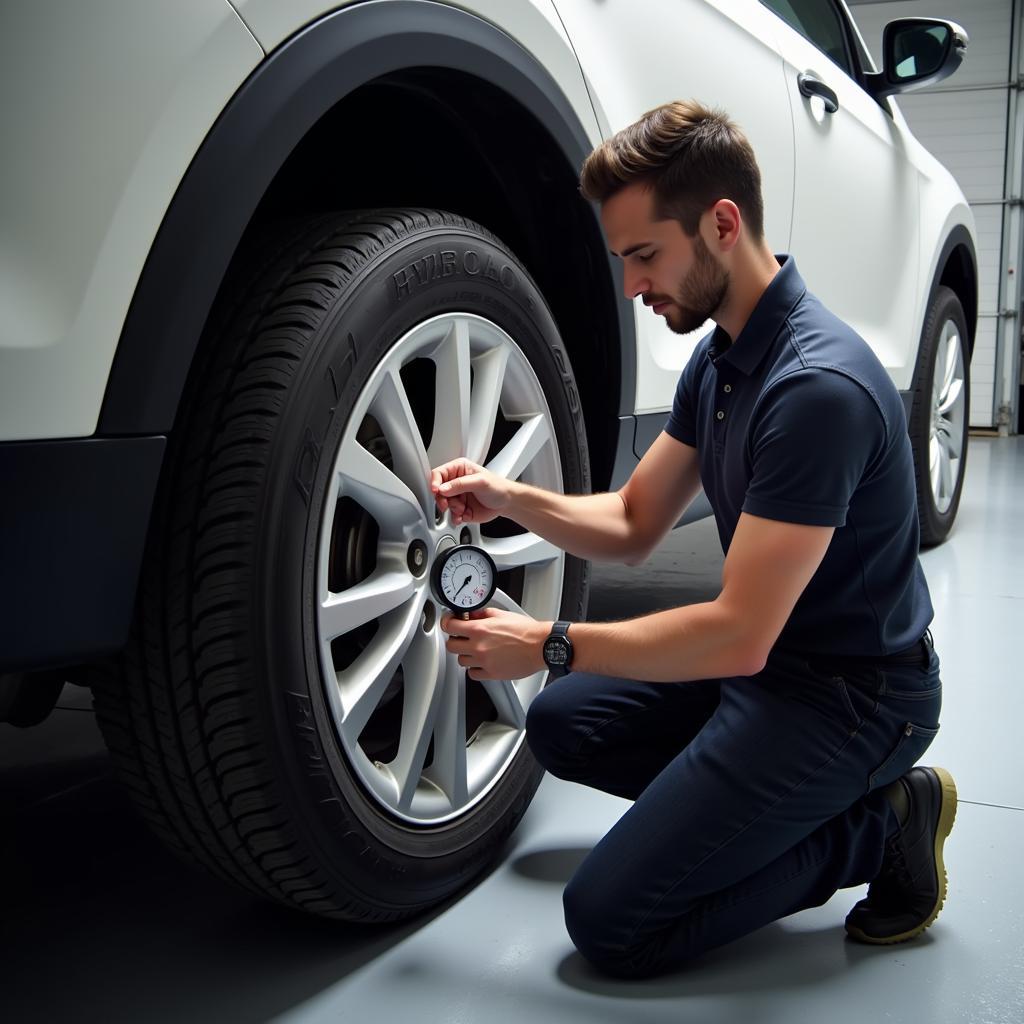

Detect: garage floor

[1,436,1021,1023]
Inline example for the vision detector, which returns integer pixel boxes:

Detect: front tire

[91,209,590,919]
[908,286,970,547]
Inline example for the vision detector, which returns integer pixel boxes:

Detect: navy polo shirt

[665,256,932,657]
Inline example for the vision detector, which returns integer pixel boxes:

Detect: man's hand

[431,458,512,525]
[440,607,550,681]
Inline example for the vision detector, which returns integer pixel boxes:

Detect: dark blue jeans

[524,643,942,978]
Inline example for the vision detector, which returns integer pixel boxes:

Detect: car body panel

[551,0,797,416]
[0,0,262,441]
[768,12,923,389]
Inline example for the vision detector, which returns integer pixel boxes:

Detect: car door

[551,0,795,422]
[761,0,922,380]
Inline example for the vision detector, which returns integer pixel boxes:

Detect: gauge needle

[453,574,473,598]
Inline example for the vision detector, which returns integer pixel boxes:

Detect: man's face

[601,182,729,336]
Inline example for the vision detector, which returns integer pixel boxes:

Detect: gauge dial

[432,544,497,613]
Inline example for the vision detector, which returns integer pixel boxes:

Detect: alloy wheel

[929,318,966,515]
[316,313,565,825]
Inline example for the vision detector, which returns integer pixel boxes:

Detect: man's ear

[706,199,741,251]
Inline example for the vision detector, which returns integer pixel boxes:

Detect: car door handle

[797,72,839,114]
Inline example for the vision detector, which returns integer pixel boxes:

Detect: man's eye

[637,252,655,263]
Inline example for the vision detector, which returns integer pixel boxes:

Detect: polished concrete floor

[1,436,1021,1023]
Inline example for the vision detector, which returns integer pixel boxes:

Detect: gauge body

[432,544,497,614]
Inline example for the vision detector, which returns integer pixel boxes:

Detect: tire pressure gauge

[431,544,497,618]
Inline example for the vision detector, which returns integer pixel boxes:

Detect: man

[430,100,956,980]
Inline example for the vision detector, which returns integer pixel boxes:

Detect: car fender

[99,0,634,436]
[0,0,263,441]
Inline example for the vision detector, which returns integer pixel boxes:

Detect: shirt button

[716,410,725,421]
[723,384,732,393]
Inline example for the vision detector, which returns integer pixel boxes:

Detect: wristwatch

[542,620,574,677]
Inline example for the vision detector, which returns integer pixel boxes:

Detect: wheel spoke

[484,532,561,571]
[369,367,434,518]
[338,439,423,529]
[338,615,419,744]
[320,569,416,641]
[428,318,472,466]
[938,377,963,418]
[467,344,510,466]
[941,330,960,401]
[426,655,469,810]
[939,441,953,503]
[930,430,953,504]
[483,593,548,720]
[937,418,964,461]
[929,435,942,495]
[392,629,447,812]
[485,414,551,482]
[481,678,527,730]
[489,587,531,618]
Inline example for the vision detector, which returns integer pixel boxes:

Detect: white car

[0,0,976,919]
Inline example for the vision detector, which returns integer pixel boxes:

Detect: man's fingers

[437,474,480,497]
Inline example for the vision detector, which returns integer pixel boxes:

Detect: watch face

[544,637,570,665]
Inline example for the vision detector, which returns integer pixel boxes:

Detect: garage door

[850,0,1018,430]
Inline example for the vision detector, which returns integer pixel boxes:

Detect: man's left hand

[440,608,551,681]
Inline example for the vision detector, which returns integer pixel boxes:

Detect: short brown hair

[580,100,765,241]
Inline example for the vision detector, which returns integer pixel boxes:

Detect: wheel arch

[98,0,633,490]
[930,224,978,355]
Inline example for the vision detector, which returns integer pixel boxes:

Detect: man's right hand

[430,458,511,525]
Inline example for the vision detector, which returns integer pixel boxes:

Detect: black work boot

[845,766,957,944]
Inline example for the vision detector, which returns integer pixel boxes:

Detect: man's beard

[653,235,730,336]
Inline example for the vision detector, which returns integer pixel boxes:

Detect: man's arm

[432,431,702,565]
[562,512,835,680]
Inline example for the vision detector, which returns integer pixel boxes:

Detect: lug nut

[407,540,428,577]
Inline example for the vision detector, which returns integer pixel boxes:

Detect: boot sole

[846,766,958,945]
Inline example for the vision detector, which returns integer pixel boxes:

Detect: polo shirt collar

[708,255,806,375]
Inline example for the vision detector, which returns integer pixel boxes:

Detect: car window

[760,0,853,76]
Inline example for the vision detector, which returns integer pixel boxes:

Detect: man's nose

[623,266,649,301]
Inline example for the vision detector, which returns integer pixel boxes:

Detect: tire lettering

[390,248,515,299]
[294,427,320,503]
[288,691,325,770]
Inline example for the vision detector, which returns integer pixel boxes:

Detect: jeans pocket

[868,721,941,791]
[800,663,875,734]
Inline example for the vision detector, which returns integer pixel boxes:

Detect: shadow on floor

[0,748,499,1024]
[509,844,931,1001]
[509,846,592,884]
[553,923,932,1000]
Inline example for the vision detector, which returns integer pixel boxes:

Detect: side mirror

[865,18,968,100]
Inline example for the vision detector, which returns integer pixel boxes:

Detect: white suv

[0,0,976,920]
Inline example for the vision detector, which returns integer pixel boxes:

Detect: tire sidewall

[258,221,589,894]
[910,286,970,547]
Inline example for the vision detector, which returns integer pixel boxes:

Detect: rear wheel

[909,286,970,547]
[91,209,590,919]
